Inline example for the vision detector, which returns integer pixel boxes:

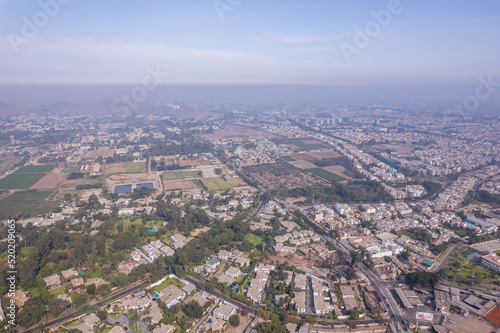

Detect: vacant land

[163,180,201,192]
[201,125,279,140]
[178,158,208,167]
[245,233,263,246]
[322,165,354,180]
[202,177,232,192]
[307,150,341,159]
[373,144,414,154]
[243,161,329,190]
[288,160,317,169]
[15,165,55,173]
[106,162,146,175]
[307,168,346,182]
[31,168,68,189]
[0,173,47,189]
[85,149,114,158]
[0,159,16,177]
[0,190,57,218]
[151,277,186,293]
[162,170,200,181]
[293,141,329,151]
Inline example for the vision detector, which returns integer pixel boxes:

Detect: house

[81,313,100,330]
[158,285,186,308]
[193,265,207,276]
[199,316,226,333]
[108,326,126,333]
[218,250,232,260]
[43,274,62,290]
[233,255,250,267]
[299,323,311,333]
[285,323,297,333]
[10,290,29,308]
[294,274,307,290]
[61,268,78,280]
[217,274,235,285]
[182,283,196,295]
[205,258,220,273]
[213,303,236,320]
[148,305,164,324]
[153,324,175,333]
[68,277,85,293]
[292,291,306,314]
[225,266,242,279]
[185,292,211,307]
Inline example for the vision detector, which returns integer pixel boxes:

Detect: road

[23,281,149,333]
[184,277,257,315]
[431,242,463,273]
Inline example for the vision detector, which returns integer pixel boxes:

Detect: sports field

[0,173,46,189]
[162,170,200,181]
[106,162,146,175]
[202,177,232,192]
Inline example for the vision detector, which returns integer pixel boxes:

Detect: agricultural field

[31,168,68,189]
[243,161,329,190]
[162,170,200,181]
[105,161,146,175]
[15,165,55,173]
[201,177,232,192]
[0,159,16,177]
[293,141,329,151]
[0,173,46,189]
[0,190,57,218]
[307,168,346,182]
[373,143,414,154]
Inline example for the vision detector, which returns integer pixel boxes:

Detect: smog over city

[0,1,500,333]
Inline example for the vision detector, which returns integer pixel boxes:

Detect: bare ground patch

[373,144,414,154]
[308,150,341,159]
[288,160,317,169]
[31,168,68,189]
[322,165,353,180]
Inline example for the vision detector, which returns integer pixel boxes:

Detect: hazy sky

[0,1,499,94]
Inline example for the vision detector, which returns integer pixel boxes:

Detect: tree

[97,309,108,321]
[349,307,360,320]
[73,293,87,307]
[86,284,96,295]
[240,239,254,252]
[229,314,240,327]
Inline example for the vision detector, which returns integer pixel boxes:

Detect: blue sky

[1,0,499,86]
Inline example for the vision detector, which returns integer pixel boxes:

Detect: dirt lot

[322,165,353,180]
[443,313,498,333]
[288,160,317,169]
[373,144,414,154]
[201,125,279,140]
[307,150,341,159]
[31,168,68,189]
[163,180,201,193]
[225,314,253,333]
[179,158,209,167]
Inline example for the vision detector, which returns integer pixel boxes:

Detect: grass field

[85,149,114,158]
[202,177,232,192]
[106,162,146,175]
[0,190,57,218]
[294,142,328,151]
[162,170,200,181]
[151,277,186,293]
[0,159,17,177]
[307,168,346,182]
[15,165,55,173]
[62,166,81,173]
[245,233,263,247]
[0,173,46,189]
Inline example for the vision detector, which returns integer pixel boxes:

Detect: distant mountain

[0,100,34,117]
[0,100,215,119]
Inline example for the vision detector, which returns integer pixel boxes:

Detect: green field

[86,149,114,158]
[245,233,263,246]
[15,165,54,173]
[106,162,146,175]
[151,277,186,293]
[0,173,46,189]
[0,190,57,218]
[307,168,346,182]
[294,142,328,151]
[202,177,232,192]
[162,170,200,181]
